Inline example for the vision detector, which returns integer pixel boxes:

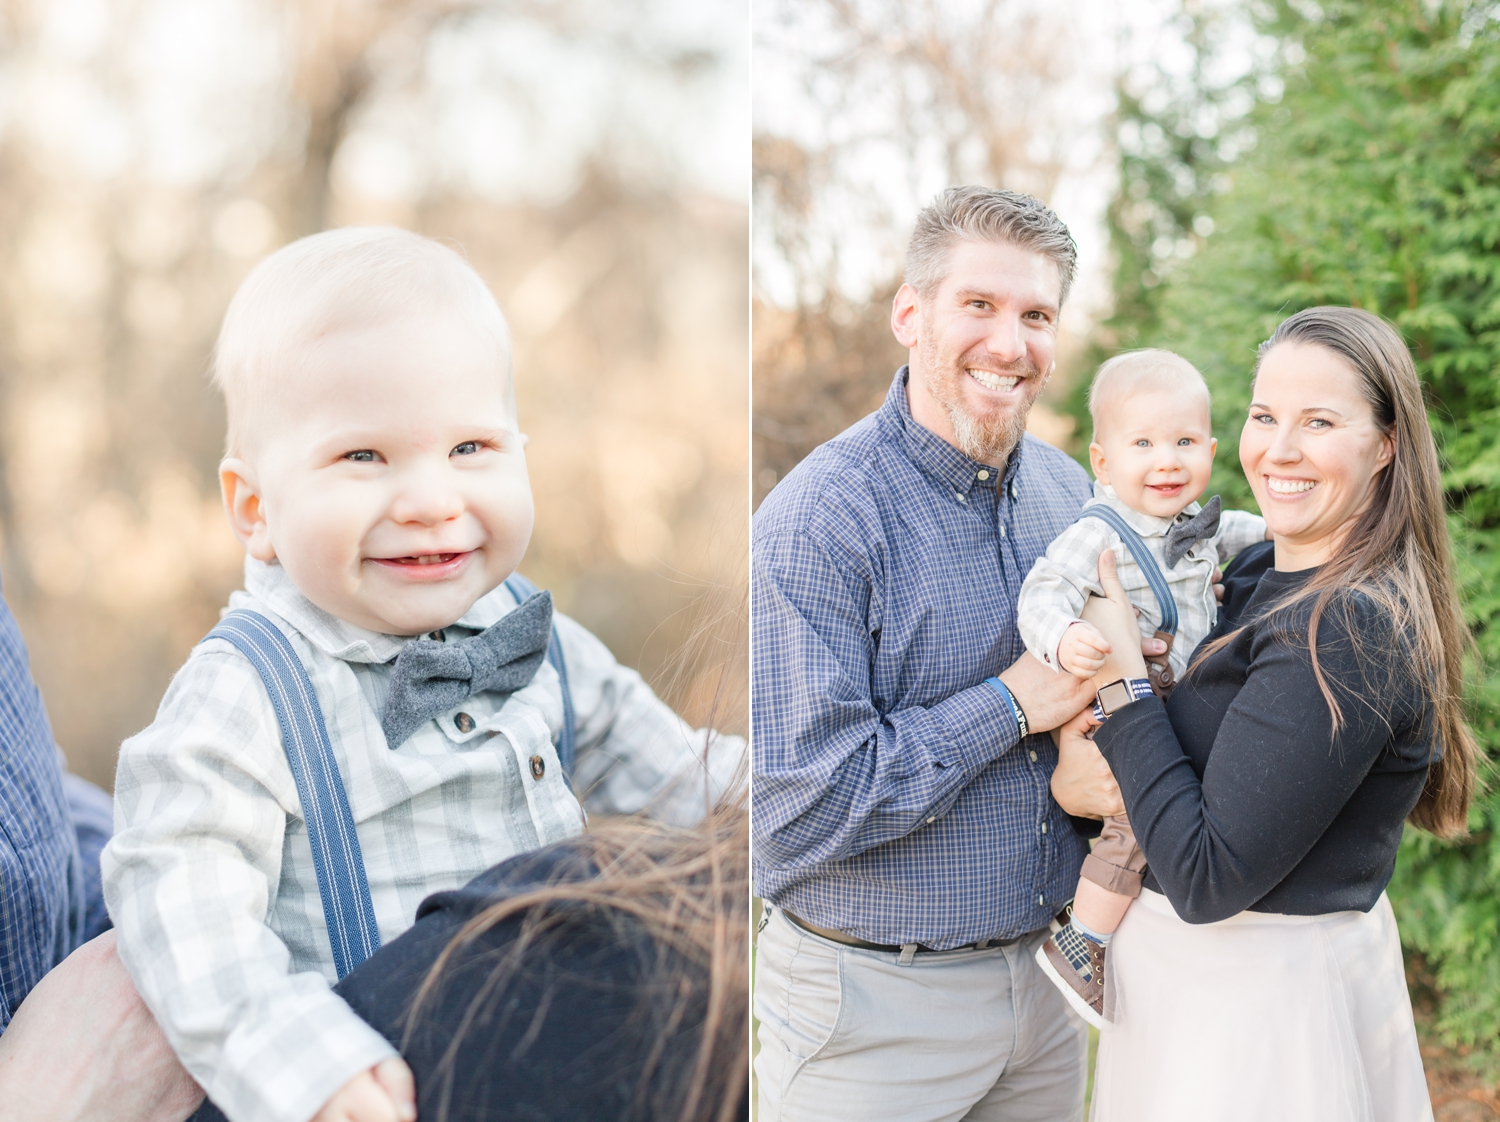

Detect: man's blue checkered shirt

[752,368,1094,948]
[0,579,109,1032]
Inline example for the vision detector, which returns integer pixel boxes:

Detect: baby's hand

[311,1057,416,1122]
[1058,621,1111,678]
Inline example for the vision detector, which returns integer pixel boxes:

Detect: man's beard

[924,344,1043,464]
[945,395,1029,464]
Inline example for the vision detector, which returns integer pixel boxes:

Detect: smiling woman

[1074,305,1476,1121]
[1241,339,1395,571]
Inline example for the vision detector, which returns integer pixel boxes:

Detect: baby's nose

[389,477,464,524]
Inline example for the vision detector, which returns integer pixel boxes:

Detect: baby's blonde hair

[212,226,515,456]
[1087,348,1210,440]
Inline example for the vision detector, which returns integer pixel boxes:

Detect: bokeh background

[0,0,748,793]
[755,0,1498,1108]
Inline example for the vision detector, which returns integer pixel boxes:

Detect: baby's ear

[220,459,276,562]
[1209,436,1218,458]
[1088,442,1110,485]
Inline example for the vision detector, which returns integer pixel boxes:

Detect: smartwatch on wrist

[1094,676,1154,721]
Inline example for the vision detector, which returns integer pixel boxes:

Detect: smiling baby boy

[1016,348,1267,1027]
[101,227,741,1122]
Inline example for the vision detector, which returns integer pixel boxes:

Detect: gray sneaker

[1035,923,1106,1029]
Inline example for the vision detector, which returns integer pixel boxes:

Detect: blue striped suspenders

[1075,505,1178,693]
[204,610,380,979]
[202,576,576,978]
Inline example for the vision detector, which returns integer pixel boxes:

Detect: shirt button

[954,491,966,503]
[999,525,1006,537]
[927,816,936,824]
[1041,822,1048,834]
[977,469,990,481]
[1038,895,1045,906]
[454,712,475,733]
[427,630,445,642]
[1029,750,1038,762]
[529,755,546,780]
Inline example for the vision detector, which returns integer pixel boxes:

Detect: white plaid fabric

[103,558,742,1122]
[1018,483,1267,680]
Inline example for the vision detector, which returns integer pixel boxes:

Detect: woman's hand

[1080,549,1150,686]
[1050,708,1124,819]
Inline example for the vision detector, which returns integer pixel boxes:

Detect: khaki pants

[754,908,1087,1122]
[1081,814,1146,897]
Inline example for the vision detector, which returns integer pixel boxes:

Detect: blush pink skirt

[1090,888,1432,1122]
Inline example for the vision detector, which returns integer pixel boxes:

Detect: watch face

[1098,680,1132,714]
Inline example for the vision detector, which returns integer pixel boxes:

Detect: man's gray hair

[904,186,1077,305]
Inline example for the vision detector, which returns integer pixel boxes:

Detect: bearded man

[752,186,1150,1121]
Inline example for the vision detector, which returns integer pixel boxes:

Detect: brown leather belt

[783,910,1018,954]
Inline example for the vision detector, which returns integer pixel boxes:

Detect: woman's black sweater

[1093,541,1436,924]
[191,843,747,1122]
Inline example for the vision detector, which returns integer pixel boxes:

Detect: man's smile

[967,367,1023,392]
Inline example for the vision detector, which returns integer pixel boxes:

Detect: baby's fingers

[373,1058,416,1122]
[1075,623,1112,656]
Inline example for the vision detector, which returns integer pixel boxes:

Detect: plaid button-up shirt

[752,368,1094,948]
[0,581,88,1033]
[1019,482,1267,681]
[105,559,742,1122]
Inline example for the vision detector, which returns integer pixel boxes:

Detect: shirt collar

[1091,481,1202,538]
[879,366,1023,498]
[241,557,522,665]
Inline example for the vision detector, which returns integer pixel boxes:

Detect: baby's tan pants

[1081,814,1146,897]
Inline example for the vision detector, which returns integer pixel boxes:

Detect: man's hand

[996,650,1095,735]
[312,1057,416,1122]
[0,931,205,1122]
[1049,708,1124,819]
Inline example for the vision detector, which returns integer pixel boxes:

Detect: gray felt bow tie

[380,590,553,749]
[1164,495,1221,569]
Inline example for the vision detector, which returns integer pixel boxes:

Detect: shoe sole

[1033,941,1106,1031]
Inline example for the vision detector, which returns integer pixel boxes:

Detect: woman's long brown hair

[404,557,750,1122]
[1196,306,1476,838]
[404,807,750,1122]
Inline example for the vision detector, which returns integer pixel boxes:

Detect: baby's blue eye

[1178,437,1193,446]
[451,441,480,456]
[343,450,377,462]
[1134,439,1151,448]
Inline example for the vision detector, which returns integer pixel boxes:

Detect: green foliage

[1090,0,1500,1058]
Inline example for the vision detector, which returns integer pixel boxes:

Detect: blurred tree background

[0,0,749,792]
[755,0,1498,1096]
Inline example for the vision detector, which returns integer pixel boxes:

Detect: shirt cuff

[930,682,1022,773]
[211,986,399,1122]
